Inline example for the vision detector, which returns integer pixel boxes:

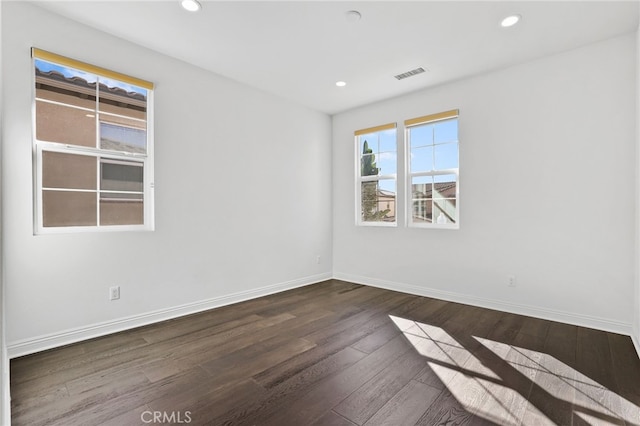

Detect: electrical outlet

[109,286,120,301]
[316,255,321,264]
[508,275,517,287]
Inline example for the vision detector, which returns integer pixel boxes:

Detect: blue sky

[409,119,458,173]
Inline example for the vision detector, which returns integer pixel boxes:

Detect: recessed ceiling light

[336,81,347,87]
[181,0,201,12]
[501,15,521,28]
[345,10,361,22]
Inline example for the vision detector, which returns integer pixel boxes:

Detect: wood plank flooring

[10,280,640,425]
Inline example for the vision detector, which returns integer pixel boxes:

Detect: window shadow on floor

[389,312,640,426]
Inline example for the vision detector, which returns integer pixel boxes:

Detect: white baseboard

[8,271,636,360]
[632,333,640,361]
[7,272,332,358]
[333,272,633,336]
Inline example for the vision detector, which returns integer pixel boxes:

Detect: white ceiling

[33,1,639,115]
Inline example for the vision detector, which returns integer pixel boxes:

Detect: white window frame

[405,110,459,229]
[355,123,397,227]
[32,48,154,234]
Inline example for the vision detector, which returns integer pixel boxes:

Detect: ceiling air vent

[394,67,426,80]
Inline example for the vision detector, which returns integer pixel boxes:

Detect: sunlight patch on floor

[388,315,533,425]
[476,336,640,426]
[388,315,640,426]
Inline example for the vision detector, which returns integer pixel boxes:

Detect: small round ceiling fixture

[501,14,521,28]
[345,10,362,22]
[336,81,347,87]
[181,0,201,12]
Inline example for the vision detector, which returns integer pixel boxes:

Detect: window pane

[35,59,97,101]
[101,159,144,192]
[43,151,96,190]
[377,152,397,175]
[361,181,395,222]
[35,87,96,110]
[100,192,143,226]
[98,78,147,121]
[433,174,457,198]
[359,135,376,155]
[43,190,97,227]
[433,174,457,224]
[412,176,433,223]
[411,146,433,173]
[434,142,458,170]
[378,129,396,152]
[378,179,396,194]
[409,124,433,148]
[361,153,379,177]
[434,198,457,224]
[411,175,433,197]
[35,60,97,148]
[36,101,96,147]
[100,121,147,154]
[412,198,433,223]
[434,119,458,144]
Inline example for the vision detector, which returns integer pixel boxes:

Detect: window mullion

[96,156,101,227]
[96,76,101,150]
[410,169,459,178]
[99,110,147,124]
[35,97,95,113]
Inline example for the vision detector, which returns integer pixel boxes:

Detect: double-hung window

[406,110,459,228]
[32,48,154,233]
[355,123,397,225]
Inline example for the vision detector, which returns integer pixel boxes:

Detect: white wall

[0,1,9,422]
[2,2,333,356]
[635,18,640,356]
[333,34,637,334]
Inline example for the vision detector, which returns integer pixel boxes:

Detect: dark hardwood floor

[10,280,640,425]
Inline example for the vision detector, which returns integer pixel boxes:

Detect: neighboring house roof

[35,68,147,104]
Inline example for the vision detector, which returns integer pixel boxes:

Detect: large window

[32,48,154,233]
[355,123,397,225]
[406,110,459,228]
